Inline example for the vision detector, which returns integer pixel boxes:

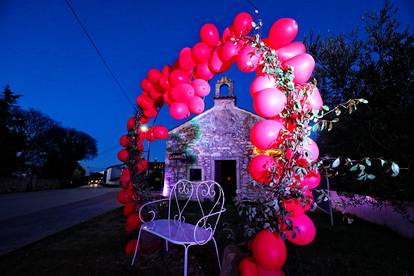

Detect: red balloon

[137,159,148,173]
[283,53,315,84]
[148,87,163,101]
[282,198,305,215]
[163,91,173,106]
[248,155,276,184]
[221,27,233,42]
[239,257,258,276]
[179,47,196,71]
[256,265,285,276]
[253,230,287,270]
[195,62,214,80]
[250,75,277,95]
[237,45,261,73]
[200,23,220,47]
[124,239,138,256]
[169,70,190,87]
[153,126,168,139]
[253,88,287,118]
[276,42,306,62]
[188,96,205,114]
[143,107,157,118]
[117,149,129,162]
[233,12,253,35]
[250,120,284,150]
[268,18,298,50]
[300,170,321,189]
[117,189,133,204]
[171,83,195,102]
[123,201,135,217]
[220,40,242,62]
[209,49,231,73]
[140,78,153,92]
[136,94,154,110]
[191,42,211,64]
[285,214,316,245]
[126,213,141,233]
[119,135,129,147]
[192,79,211,97]
[169,102,190,120]
[147,68,162,83]
[126,117,135,130]
[139,116,150,124]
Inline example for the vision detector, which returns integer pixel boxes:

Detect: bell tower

[214,76,236,106]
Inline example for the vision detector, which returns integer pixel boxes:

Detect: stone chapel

[163,76,264,200]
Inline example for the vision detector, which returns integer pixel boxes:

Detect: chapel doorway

[214,160,237,201]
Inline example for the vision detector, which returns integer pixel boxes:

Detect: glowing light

[253,147,283,159]
[140,125,149,132]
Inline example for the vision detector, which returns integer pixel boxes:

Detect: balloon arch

[117,11,324,275]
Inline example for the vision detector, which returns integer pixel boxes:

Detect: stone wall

[0,177,61,193]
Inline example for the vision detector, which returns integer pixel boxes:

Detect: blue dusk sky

[1,0,413,172]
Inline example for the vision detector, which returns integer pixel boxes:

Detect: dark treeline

[0,86,97,185]
[306,1,413,200]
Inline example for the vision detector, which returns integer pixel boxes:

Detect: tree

[305,1,414,199]
[41,126,97,182]
[0,85,24,176]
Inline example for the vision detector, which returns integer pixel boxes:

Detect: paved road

[0,187,121,255]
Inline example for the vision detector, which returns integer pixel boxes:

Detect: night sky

[1,0,413,172]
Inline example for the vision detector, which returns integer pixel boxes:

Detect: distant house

[163,76,264,200]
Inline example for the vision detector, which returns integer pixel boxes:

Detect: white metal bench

[131,179,226,276]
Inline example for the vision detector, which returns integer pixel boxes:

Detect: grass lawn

[0,202,412,276]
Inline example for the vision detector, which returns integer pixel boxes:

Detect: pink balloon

[191,42,211,64]
[209,49,231,73]
[300,170,321,189]
[233,12,253,35]
[219,41,242,62]
[250,75,277,95]
[169,102,190,120]
[195,62,214,80]
[188,96,205,114]
[300,138,319,162]
[253,88,287,118]
[169,70,190,87]
[200,23,219,47]
[253,230,287,270]
[248,155,276,184]
[268,18,298,49]
[237,45,261,73]
[307,87,323,110]
[276,42,306,62]
[171,83,195,102]
[179,47,196,71]
[286,214,316,245]
[192,79,211,97]
[147,68,162,84]
[250,120,284,150]
[283,53,315,84]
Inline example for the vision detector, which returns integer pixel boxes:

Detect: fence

[0,176,61,193]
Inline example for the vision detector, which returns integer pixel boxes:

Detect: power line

[63,0,135,107]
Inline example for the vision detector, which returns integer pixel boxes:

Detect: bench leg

[131,227,143,266]
[165,240,169,252]
[183,245,189,276]
[212,237,221,271]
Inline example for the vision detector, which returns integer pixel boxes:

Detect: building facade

[163,76,263,200]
